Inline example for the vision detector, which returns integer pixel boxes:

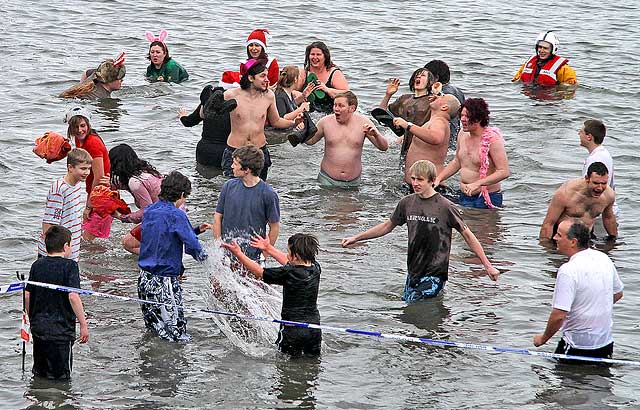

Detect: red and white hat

[246,28,270,52]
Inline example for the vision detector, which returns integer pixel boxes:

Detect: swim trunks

[275,324,322,356]
[317,169,361,188]
[137,270,189,342]
[221,145,272,181]
[555,338,614,365]
[402,275,445,303]
[457,191,503,209]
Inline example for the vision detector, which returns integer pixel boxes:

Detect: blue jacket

[138,200,207,277]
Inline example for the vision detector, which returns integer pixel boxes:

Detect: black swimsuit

[304,68,341,114]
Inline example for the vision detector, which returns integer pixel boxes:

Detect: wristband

[406,122,414,131]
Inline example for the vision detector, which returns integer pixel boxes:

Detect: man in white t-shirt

[580,119,618,215]
[533,219,624,362]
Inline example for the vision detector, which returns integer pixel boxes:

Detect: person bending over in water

[223,233,322,356]
[379,67,435,168]
[145,30,189,83]
[342,160,499,303]
[393,94,460,193]
[539,162,617,241]
[435,98,510,209]
[59,53,126,99]
[305,91,388,188]
[222,60,302,180]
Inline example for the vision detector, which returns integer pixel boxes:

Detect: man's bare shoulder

[318,114,337,126]
[225,88,241,98]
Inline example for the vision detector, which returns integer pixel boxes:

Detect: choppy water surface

[1,1,639,409]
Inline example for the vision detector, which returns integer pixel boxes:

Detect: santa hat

[246,28,270,52]
[219,70,241,89]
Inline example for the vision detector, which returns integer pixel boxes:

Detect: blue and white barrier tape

[3,280,639,366]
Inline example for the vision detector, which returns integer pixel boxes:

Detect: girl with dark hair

[108,144,163,254]
[219,28,279,89]
[145,30,189,83]
[296,41,349,113]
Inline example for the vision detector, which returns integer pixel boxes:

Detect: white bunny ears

[146,30,168,43]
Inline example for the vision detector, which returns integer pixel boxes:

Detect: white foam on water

[201,240,282,357]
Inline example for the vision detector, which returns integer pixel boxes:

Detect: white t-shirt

[583,145,615,190]
[552,248,624,349]
[583,145,618,216]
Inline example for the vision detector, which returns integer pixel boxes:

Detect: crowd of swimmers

[25,28,624,381]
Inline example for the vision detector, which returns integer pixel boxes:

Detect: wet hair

[109,144,161,190]
[565,219,590,249]
[59,80,97,99]
[461,98,490,127]
[66,148,92,167]
[586,161,608,178]
[288,233,319,263]
[409,68,435,93]
[233,145,264,176]
[583,119,606,144]
[240,62,267,90]
[409,160,437,183]
[246,43,268,61]
[66,115,93,139]
[45,225,72,253]
[424,60,451,84]
[159,171,191,202]
[277,65,299,89]
[304,41,336,71]
[147,41,171,64]
[335,90,358,109]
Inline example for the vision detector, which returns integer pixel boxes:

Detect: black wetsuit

[180,85,230,167]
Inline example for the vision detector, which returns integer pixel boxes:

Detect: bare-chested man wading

[222,60,302,180]
[305,91,389,188]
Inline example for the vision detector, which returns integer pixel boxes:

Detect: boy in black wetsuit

[222,233,322,356]
[25,225,89,380]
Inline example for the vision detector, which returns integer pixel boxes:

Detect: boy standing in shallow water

[26,225,89,380]
[38,148,92,262]
[223,233,322,356]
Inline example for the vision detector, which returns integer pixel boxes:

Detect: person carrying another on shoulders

[379,68,435,168]
[222,60,302,180]
[580,119,618,217]
[393,94,460,194]
[64,107,113,240]
[145,30,189,83]
[305,91,388,188]
[435,98,510,209]
[213,145,280,263]
[220,28,279,89]
[342,160,499,303]
[539,162,617,241]
[424,60,465,148]
[533,219,623,363]
[59,53,126,99]
[296,41,349,114]
[512,31,577,86]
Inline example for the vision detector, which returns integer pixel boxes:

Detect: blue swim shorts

[402,275,445,303]
[457,191,503,209]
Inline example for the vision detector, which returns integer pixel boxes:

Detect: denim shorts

[457,191,503,209]
[402,275,445,303]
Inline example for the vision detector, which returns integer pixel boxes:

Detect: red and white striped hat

[246,29,270,52]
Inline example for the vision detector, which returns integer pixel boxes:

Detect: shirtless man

[393,94,460,190]
[305,91,388,188]
[222,60,302,180]
[539,162,617,240]
[434,98,510,209]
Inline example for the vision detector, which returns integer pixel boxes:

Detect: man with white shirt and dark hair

[580,119,618,216]
[533,218,624,362]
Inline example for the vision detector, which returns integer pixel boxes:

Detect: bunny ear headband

[145,29,168,43]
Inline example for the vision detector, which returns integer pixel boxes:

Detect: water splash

[201,240,282,357]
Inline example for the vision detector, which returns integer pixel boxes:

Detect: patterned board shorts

[402,275,446,303]
[138,271,190,342]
